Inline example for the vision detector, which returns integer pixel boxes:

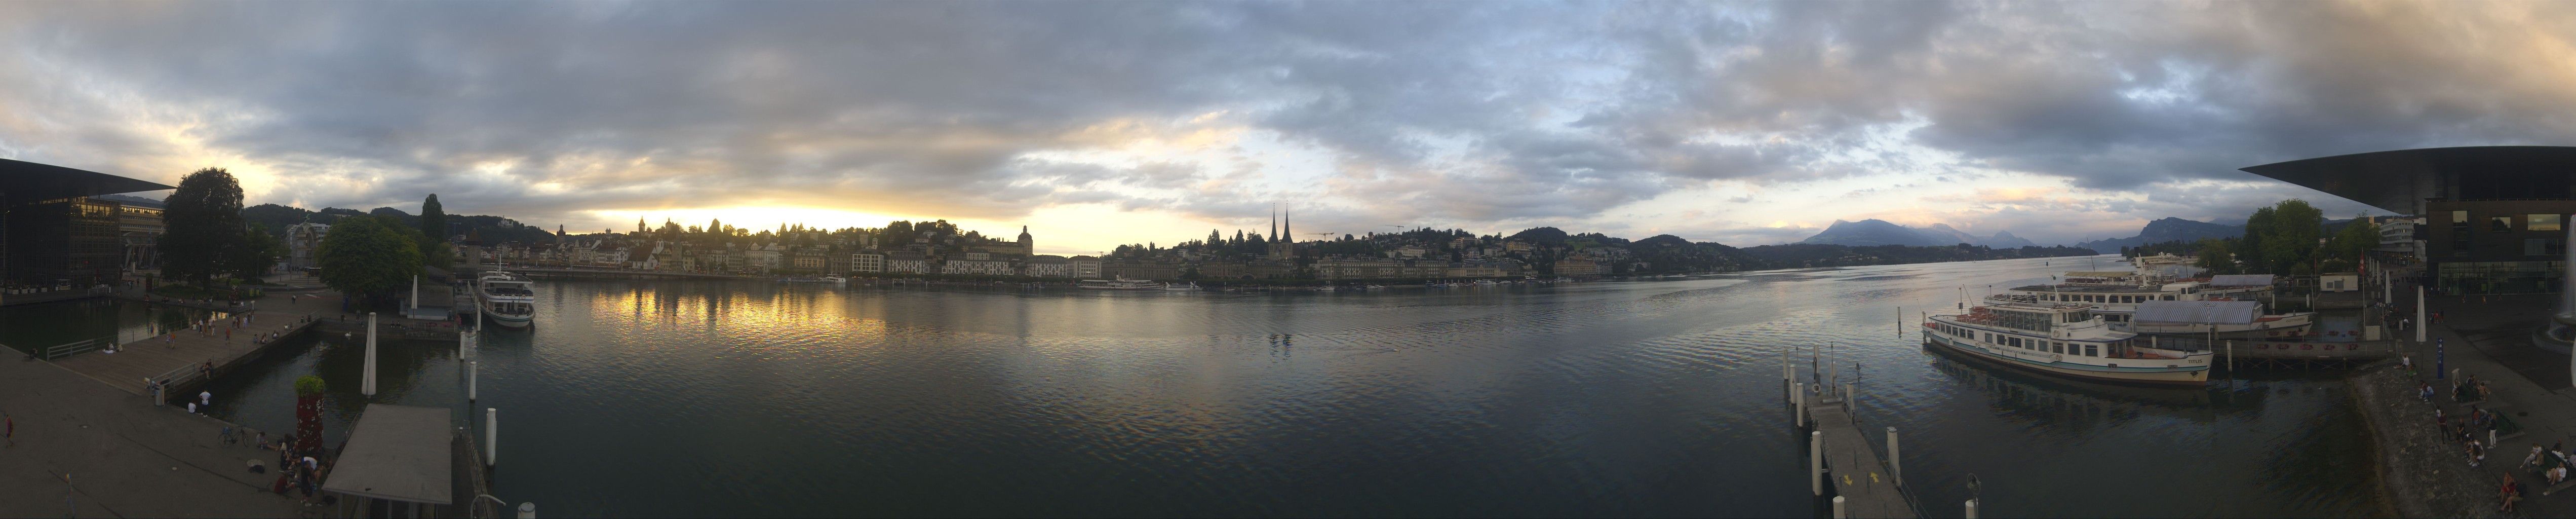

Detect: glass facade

[2435,260,2566,295]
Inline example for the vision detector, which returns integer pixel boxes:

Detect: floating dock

[1784,347,1924,518]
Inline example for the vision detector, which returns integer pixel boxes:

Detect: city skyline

[6,2,2570,253]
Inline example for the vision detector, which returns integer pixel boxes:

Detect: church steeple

[1282,205,1292,258]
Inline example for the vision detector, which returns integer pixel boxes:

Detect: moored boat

[477,271,536,329]
[1923,301,2211,386]
[1076,278,1166,290]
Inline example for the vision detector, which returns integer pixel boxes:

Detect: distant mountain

[1801,219,1945,246]
[2072,217,2244,252]
[1800,220,2036,247]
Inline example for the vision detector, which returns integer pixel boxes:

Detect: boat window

[2162,295,2174,301]
[2052,342,2064,354]
[2085,344,2099,357]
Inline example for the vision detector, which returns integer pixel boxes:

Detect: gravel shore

[2350,360,2506,518]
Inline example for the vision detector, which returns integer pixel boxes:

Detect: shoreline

[2347,359,2493,517]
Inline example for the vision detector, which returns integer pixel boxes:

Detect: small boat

[1161,282,1202,291]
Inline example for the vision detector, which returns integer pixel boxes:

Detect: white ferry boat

[1996,276,2311,337]
[1076,278,1166,290]
[477,271,536,329]
[1924,301,2211,386]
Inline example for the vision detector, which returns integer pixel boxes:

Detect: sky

[5,2,2576,255]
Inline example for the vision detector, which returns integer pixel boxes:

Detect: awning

[2208,274,2275,286]
[2134,300,2262,324]
[320,404,453,505]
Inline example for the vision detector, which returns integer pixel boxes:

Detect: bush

[294,375,326,396]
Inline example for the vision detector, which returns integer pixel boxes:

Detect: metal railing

[41,335,121,360]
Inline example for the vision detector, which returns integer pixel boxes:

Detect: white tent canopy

[2208,274,2274,286]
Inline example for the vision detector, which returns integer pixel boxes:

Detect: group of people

[2454,375,2495,403]
[265,434,330,505]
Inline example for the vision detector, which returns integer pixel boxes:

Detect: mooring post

[469,360,479,401]
[485,407,499,467]
[1794,383,1807,426]
[1831,496,1846,518]
[1842,383,1853,410]
[518,502,536,518]
[1810,431,1824,496]
[1886,426,1901,487]
[1965,499,1979,519]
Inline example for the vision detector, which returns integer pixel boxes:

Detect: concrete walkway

[2380,279,2576,517]
[0,350,308,517]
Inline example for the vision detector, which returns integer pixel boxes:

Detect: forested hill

[1732,243,2102,269]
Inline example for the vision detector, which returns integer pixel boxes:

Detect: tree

[419,194,448,243]
[228,223,288,282]
[2327,214,2378,269]
[159,168,247,286]
[316,215,424,308]
[2193,239,2234,275]
[2250,199,2324,273]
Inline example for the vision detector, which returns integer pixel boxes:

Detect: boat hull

[1922,331,2208,386]
[484,313,533,328]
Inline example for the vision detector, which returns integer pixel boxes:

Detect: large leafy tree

[316,215,424,308]
[2252,199,2324,273]
[158,168,247,286]
[228,223,287,282]
[419,194,447,244]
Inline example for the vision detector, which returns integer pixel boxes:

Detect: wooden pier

[1785,347,1923,518]
[45,298,324,399]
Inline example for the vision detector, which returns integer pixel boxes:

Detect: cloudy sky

[6,2,2574,254]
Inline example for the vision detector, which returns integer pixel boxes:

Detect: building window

[2535,214,2565,232]
[2453,210,2470,224]
[2492,217,2514,233]
[2526,239,2566,257]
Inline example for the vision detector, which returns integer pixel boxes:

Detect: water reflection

[149,256,2382,517]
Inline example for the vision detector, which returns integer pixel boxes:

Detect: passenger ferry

[1923,301,2211,385]
[477,271,536,329]
[1075,278,1166,290]
[1996,277,2311,337]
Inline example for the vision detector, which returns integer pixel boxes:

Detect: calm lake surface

[29,255,2380,517]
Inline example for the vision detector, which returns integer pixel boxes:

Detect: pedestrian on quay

[2503,473,2524,512]
[199,390,211,408]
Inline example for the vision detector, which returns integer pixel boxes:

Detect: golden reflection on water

[581,283,892,356]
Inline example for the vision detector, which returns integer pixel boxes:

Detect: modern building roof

[2238,145,2576,214]
[319,404,454,505]
[0,158,176,206]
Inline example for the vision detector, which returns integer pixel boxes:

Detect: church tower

[1018,226,1033,256]
[637,216,646,234]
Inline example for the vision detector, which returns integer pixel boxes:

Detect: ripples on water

[171,255,2376,517]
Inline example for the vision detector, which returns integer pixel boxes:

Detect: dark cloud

[0,2,2567,239]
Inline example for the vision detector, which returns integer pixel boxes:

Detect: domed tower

[1018,226,1033,256]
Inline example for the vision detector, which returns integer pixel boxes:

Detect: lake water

[30,255,2380,517]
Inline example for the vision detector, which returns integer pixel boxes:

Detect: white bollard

[1843,383,1854,410]
[1794,383,1807,426]
[1887,426,1902,487]
[2415,285,2426,343]
[363,313,377,397]
[1810,431,1824,496]
[485,407,498,467]
[470,360,479,401]
[517,502,535,518]
[1965,499,1979,519]
[1831,496,1846,518]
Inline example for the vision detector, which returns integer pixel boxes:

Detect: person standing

[199,390,212,409]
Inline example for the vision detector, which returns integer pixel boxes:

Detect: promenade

[0,344,304,517]
[53,293,326,398]
[2361,277,2576,517]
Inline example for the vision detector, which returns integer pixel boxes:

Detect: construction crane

[1308,232,1336,241]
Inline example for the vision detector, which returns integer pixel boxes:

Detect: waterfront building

[885,250,929,274]
[94,194,165,274]
[851,252,885,273]
[941,257,1014,275]
[1026,254,1070,278]
[1556,257,1602,277]
[2241,146,2576,294]
[748,244,782,273]
[1069,255,1103,278]
[0,160,171,291]
[2377,216,2423,259]
[824,250,852,274]
[285,222,332,270]
[793,248,826,272]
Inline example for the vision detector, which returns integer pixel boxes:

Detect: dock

[45,294,325,400]
[1784,346,1924,518]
